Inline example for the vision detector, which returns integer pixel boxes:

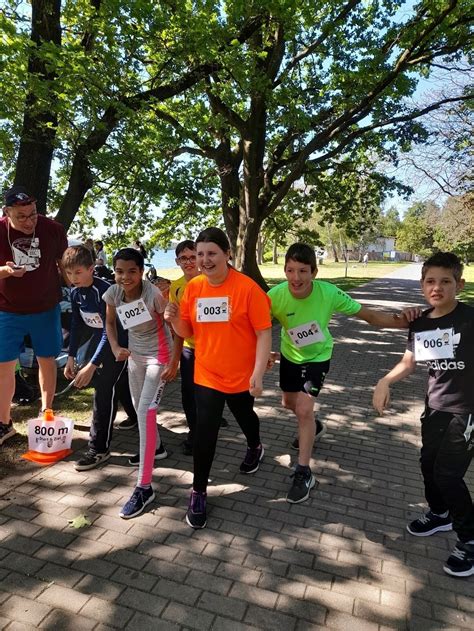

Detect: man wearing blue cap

[0,185,68,445]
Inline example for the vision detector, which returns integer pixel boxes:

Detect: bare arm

[106,304,130,361]
[355,306,413,329]
[0,262,26,279]
[161,332,184,382]
[373,349,416,414]
[249,327,272,397]
[164,302,194,339]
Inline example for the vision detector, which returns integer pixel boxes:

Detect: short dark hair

[113,247,144,270]
[95,240,103,248]
[422,252,464,282]
[175,239,196,257]
[196,227,230,254]
[62,245,95,269]
[284,243,317,272]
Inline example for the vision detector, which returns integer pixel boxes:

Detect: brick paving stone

[0,595,51,626]
[2,266,473,630]
[79,595,134,628]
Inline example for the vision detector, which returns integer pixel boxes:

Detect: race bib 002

[287,321,325,348]
[196,297,229,322]
[414,327,454,362]
[117,298,153,330]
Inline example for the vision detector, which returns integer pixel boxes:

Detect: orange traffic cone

[22,409,74,465]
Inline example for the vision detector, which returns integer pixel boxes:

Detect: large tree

[1,1,472,284]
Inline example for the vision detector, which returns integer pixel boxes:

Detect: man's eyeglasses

[12,210,38,223]
[177,255,196,264]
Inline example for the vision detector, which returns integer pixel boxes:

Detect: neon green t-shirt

[268,280,361,363]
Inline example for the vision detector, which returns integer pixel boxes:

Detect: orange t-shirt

[180,267,271,393]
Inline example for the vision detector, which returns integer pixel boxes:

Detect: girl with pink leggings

[104,248,171,519]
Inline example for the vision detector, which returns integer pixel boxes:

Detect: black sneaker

[115,416,138,430]
[286,466,316,503]
[186,490,207,529]
[291,419,326,450]
[128,442,168,466]
[443,541,474,578]
[0,421,16,446]
[75,450,111,471]
[239,444,264,474]
[406,510,453,537]
[119,486,155,519]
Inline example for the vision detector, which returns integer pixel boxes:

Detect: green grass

[460,265,474,305]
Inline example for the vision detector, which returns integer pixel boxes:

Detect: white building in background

[365,236,411,261]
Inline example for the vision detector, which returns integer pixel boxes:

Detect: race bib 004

[117,298,152,330]
[196,297,229,322]
[414,327,454,362]
[287,321,325,348]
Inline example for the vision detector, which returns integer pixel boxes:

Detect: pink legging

[128,354,165,487]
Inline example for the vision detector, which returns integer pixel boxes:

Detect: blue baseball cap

[4,185,36,207]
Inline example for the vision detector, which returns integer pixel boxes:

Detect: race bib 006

[196,297,229,322]
[287,321,325,348]
[414,327,454,362]
[117,298,152,330]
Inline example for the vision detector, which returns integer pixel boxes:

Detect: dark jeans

[89,346,137,453]
[193,384,261,492]
[420,407,474,542]
[180,347,197,441]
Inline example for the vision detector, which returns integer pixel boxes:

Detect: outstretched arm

[373,349,416,414]
[355,306,421,329]
[249,328,272,397]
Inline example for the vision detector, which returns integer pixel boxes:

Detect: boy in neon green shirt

[269,243,416,504]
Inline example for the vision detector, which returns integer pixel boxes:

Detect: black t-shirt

[407,302,474,414]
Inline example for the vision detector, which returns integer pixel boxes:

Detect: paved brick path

[0,264,472,630]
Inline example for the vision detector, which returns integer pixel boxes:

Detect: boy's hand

[74,363,97,389]
[113,346,131,362]
[161,360,179,382]
[399,306,423,323]
[373,379,390,414]
[249,374,263,398]
[155,278,171,300]
[266,351,280,371]
[164,302,179,323]
[64,357,76,381]
[5,261,26,277]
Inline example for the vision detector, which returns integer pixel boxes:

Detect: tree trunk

[256,233,263,265]
[273,237,278,264]
[14,0,61,215]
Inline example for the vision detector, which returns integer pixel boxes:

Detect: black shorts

[279,354,330,397]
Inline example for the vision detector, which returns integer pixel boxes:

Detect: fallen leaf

[67,514,91,529]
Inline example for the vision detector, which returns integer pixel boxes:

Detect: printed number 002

[125,307,140,318]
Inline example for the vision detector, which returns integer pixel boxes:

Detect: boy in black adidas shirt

[62,245,137,470]
[373,252,474,578]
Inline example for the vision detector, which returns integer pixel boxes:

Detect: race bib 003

[414,327,454,362]
[117,298,152,330]
[196,297,229,322]
[287,321,325,348]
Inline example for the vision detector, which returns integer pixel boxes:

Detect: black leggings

[193,385,261,492]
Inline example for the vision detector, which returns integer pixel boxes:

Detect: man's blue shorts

[0,305,62,362]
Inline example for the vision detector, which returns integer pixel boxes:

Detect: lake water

[149,248,177,270]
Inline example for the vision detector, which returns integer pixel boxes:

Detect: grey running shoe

[286,466,316,503]
[75,450,110,471]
